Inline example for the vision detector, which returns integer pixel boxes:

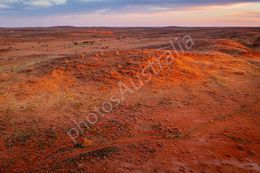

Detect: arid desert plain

[0,27,259,172]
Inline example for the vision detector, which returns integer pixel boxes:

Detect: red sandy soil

[0,27,259,172]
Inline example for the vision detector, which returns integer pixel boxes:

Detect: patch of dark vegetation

[64,146,119,164]
[74,143,85,148]
[30,56,72,75]
[74,41,95,46]
[250,37,260,48]
[151,123,182,139]
[223,134,251,144]
[4,129,36,147]
[0,120,7,134]
[41,44,48,47]
[82,41,95,46]
[0,48,11,53]
[248,60,260,67]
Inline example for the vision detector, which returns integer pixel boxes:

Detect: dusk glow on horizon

[0,0,259,27]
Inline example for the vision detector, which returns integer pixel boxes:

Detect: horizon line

[1,25,260,29]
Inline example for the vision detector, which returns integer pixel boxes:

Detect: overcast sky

[0,0,259,27]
